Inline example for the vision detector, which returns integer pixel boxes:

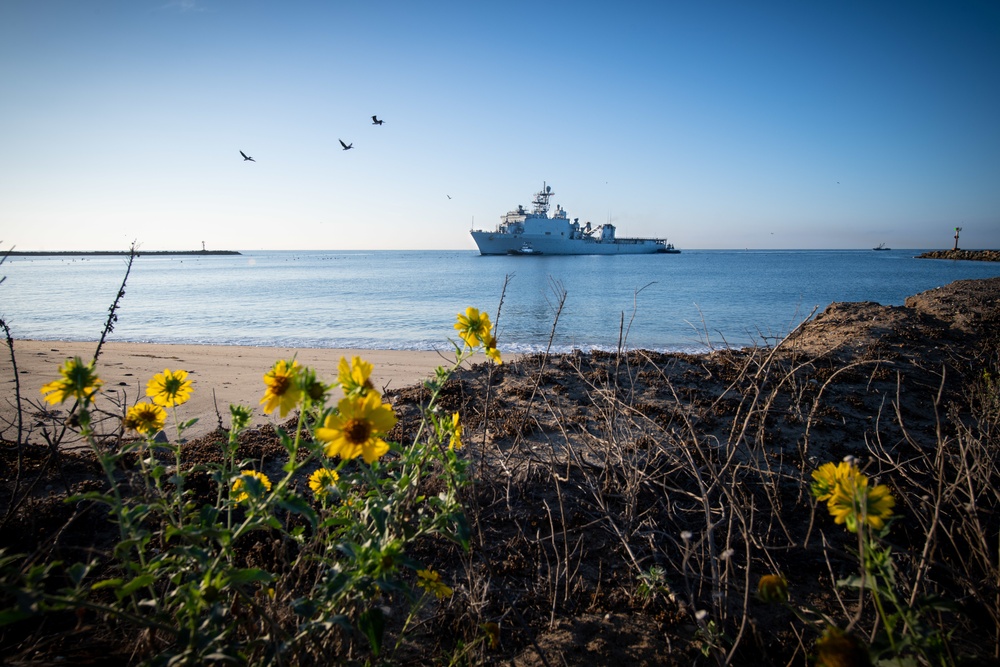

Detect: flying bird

[339,139,353,150]
[372,115,384,125]
[240,150,255,162]
[447,195,452,199]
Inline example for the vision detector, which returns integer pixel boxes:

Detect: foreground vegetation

[1,250,998,665]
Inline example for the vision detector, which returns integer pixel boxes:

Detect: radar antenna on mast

[531,182,553,216]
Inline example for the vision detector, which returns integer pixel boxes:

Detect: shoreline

[1,340,470,440]
[4,275,998,443]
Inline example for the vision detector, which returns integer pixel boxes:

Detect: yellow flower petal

[124,402,167,436]
[338,355,378,396]
[231,470,272,503]
[316,393,397,464]
[449,411,463,451]
[260,359,302,417]
[308,468,340,500]
[454,307,493,349]
[146,369,193,407]
[40,357,103,406]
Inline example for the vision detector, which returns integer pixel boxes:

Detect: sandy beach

[0,340,472,440]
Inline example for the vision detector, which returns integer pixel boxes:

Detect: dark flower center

[345,419,372,444]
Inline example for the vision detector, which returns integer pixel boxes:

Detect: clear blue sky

[2,0,998,251]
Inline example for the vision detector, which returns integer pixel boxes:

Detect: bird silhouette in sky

[339,140,353,151]
[372,115,384,125]
[240,150,255,162]
[447,195,452,199]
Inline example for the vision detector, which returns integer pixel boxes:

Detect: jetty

[917,249,1000,262]
[4,250,242,257]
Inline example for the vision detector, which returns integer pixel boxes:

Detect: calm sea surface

[3,250,999,354]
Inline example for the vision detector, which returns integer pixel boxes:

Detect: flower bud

[757,574,789,603]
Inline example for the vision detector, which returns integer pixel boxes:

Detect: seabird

[372,115,384,125]
[447,195,452,199]
[339,139,353,151]
[240,150,255,162]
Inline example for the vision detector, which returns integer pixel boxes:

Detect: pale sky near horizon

[1,0,998,252]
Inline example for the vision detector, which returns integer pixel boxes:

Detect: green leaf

[0,551,26,569]
[66,491,115,505]
[916,594,959,613]
[120,574,155,597]
[451,513,471,550]
[359,607,385,656]
[0,609,34,626]
[293,597,317,618]
[275,495,318,532]
[836,575,879,592]
[229,568,274,585]
[91,578,124,591]
[67,562,90,587]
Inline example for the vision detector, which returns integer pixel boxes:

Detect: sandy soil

[0,342,487,442]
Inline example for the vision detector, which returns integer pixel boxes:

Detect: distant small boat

[507,242,540,255]
[873,243,890,251]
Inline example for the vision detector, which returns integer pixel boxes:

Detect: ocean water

[3,249,1000,354]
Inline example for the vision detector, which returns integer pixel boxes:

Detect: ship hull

[471,231,672,256]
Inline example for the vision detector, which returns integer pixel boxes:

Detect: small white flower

[680,531,693,542]
[695,609,708,621]
[720,548,735,561]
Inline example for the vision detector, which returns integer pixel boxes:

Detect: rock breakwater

[917,249,1000,262]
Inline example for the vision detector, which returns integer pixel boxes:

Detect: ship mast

[531,182,553,217]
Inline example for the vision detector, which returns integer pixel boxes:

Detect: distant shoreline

[4,250,242,257]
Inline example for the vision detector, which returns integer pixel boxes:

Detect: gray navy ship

[470,183,678,256]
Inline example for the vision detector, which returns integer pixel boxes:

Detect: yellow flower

[863,483,896,530]
[231,470,272,502]
[146,368,193,408]
[124,402,167,436]
[483,333,503,364]
[40,357,103,406]
[810,461,856,502]
[308,468,340,500]
[260,359,302,417]
[449,411,463,451]
[811,461,895,533]
[813,626,872,667]
[756,574,789,603]
[826,472,895,532]
[416,569,453,599]
[316,393,397,464]
[454,306,492,348]
[338,355,378,396]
